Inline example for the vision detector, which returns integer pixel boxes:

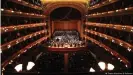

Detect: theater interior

[1,0,133,75]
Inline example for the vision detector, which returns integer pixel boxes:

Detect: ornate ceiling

[40,0,89,4]
[40,0,89,16]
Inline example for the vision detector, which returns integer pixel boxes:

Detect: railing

[88,0,119,10]
[2,35,49,69]
[85,22,133,33]
[84,35,131,68]
[8,0,43,10]
[85,29,133,52]
[1,8,46,18]
[1,23,46,33]
[1,30,47,51]
[87,7,133,18]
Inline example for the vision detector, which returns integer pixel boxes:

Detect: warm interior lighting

[125,65,128,68]
[18,0,21,1]
[26,62,35,71]
[18,54,20,57]
[125,8,128,10]
[107,63,114,70]
[14,64,23,72]
[2,68,5,71]
[127,47,131,52]
[1,8,4,11]
[98,62,106,70]
[120,43,123,46]
[85,29,133,52]
[89,67,95,72]
[112,39,115,42]
[1,30,46,50]
[7,45,11,49]
[2,36,48,69]
[109,0,112,2]
[86,22,133,33]
[88,7,133,18]
[120,60,123,62]
[16,40,19,44]
[0,49,2,53]
[2,9,45,18]
[41,0,88,4]
[116,10,119,12]
[11,11,14,13]
[131,29,133,32]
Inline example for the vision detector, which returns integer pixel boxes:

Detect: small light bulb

[125,8,128,10]
[18,0,21,1]
[116,10,119,12]
[11,60,13,62]
[100,34,102,37]
[120,43,123,46]
[111,52,113,55]
[30,35,32,38]
[127,47,131,52]
[11,11,14,13]
[4,29,7,32]
[1,8,4,11]
[14,28,17,30]
[7,45,11,49]
[9,62,12,64]
[109,0,112,2]
[112,39,115,42]
[18,54,20,57]
[24,50,27,52]
[0,49,2,54]
[2,68,5,71]
[105,36,108,39]
[16,40,19,44]
[125,65,128,68]
[131,29,133,32]
[19,12,22,14]
[23,38,26,40]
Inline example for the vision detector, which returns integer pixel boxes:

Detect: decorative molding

[87,7,133,18]
[1,23,46,34]
[0,30,47,51]
[43,2,87,16]
[85,29,133,52]
[2,35,49,68]
[85,22,133,33]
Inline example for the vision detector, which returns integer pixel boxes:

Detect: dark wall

[50,7,81,21]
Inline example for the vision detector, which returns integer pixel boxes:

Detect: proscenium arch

[50,7,82,20]
[44,2,86,37]
[44,2,86,16]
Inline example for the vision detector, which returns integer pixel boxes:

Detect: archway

[50,7,83,36]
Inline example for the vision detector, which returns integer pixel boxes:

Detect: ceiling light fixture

[14,64,23,72]
[98,62,106,70]
[89,67,95,72]
[107,63,114,70]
